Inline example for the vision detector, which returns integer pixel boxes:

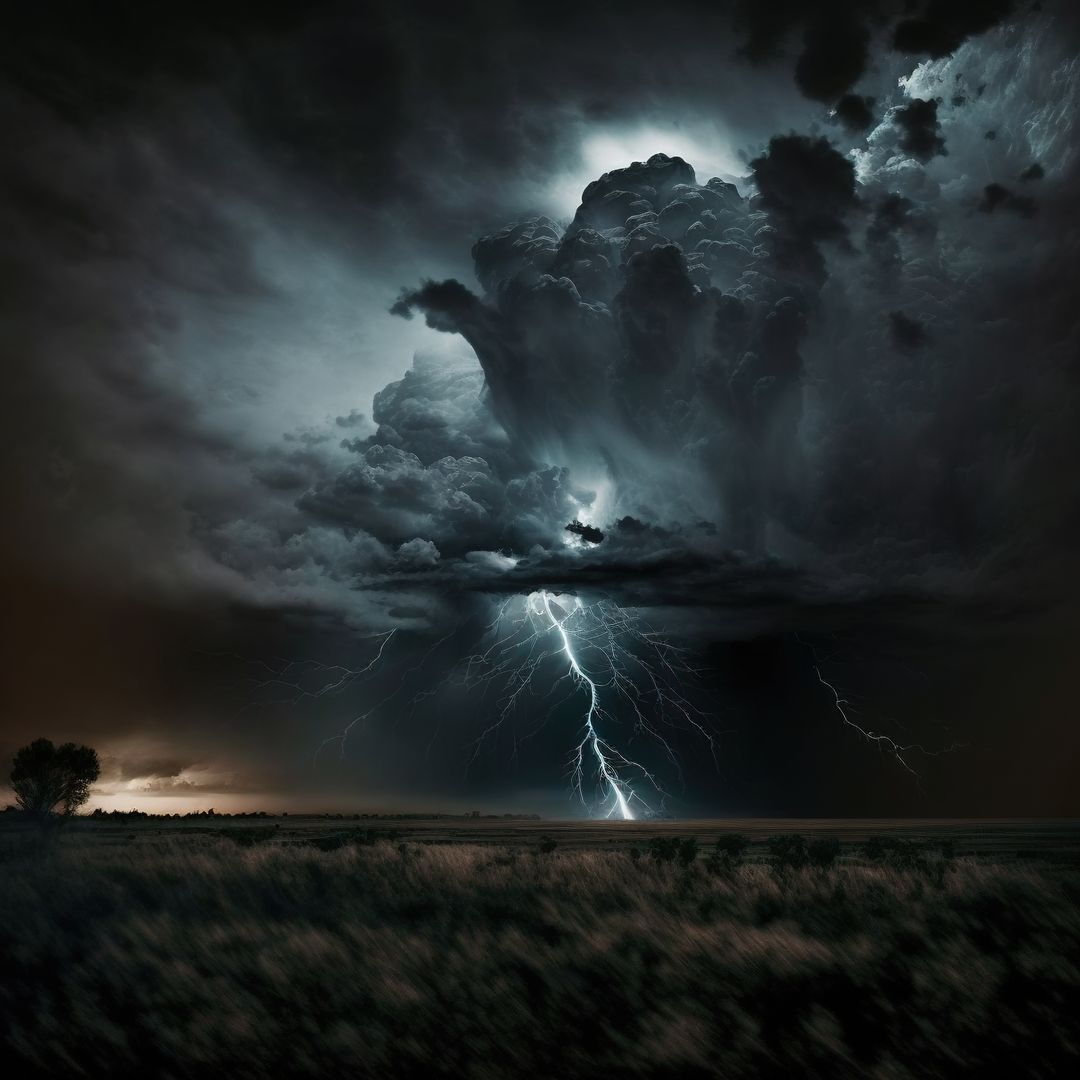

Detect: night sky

[3,1,1078,816]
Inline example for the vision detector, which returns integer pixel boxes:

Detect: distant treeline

[1,807,542,821]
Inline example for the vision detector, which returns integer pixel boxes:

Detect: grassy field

[56,813,1080,857]
[1,822,1078,1078]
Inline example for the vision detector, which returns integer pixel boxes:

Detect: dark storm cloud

[893,98,948,162]
[4,1,1080,816]
[350,352,518,472]
[892,1,1015,58]
[733,1,1015,111]
[865,193,936,270]
[978,183,1038,217]
[889,310,930,350]
[734,1,873,101]
[794,14,871,103]
[832,94,877,133]
[377,546,811,612]
[113,756,191,783]
[394,140,856,470]
[380,25,1080,627]
[4,0,809,616]
[0,0,821,711]
[749,135,859,283]
[297,443,582,555]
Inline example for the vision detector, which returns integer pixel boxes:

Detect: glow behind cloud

[548,123,746,212]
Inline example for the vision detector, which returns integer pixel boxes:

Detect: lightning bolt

[813,666,923,775]
[798,634,965,776]
[222,601,964,816]
[217,632,395,706]
[456,590,720,819]
[537,590,636,819]
[314,621,463,765]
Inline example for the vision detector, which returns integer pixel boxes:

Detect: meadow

[1,822,1078,1078]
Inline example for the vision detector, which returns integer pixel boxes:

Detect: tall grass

[1,839,1077,1078]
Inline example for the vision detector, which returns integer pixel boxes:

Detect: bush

[768,834,809,870]
[862,836,896,861]
[706,833,750,874]
[808,837,841,868]
[537,835,558,855]
[648,836,682,864]
[862,836,926,870]
[676,836,699,868]
[716,833,750,861]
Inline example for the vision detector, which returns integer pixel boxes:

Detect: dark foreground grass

[1,839,1078,1078]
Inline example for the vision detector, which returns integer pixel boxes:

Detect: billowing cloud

[832,93,876,133]
[893,98,948,162]
[734,0,1015,111]
[892,1,1015,59]
[377,8,1080,632]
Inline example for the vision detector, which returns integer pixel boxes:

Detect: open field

[2,821,1078,1078]
[25,814,1080,860]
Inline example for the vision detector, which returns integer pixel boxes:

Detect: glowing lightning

[536,590,635,819]
[226,590,719,818]
[814,666,921,774]
[223,603,963,816]
[798,633,964,776]
[457,590,719,819]
[212,632,398,718]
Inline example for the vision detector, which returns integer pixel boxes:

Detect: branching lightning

[540,590,645,819]
[222,602,960,819]
[814,666,925,775]
[456,590,719,819]
[242,588,721,818]
[798,635,964,776]
[314,622,461,765]
[224,631,397,714]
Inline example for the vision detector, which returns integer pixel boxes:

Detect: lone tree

[10,739,100,821]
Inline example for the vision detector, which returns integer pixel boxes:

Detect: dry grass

[1,837,1078,1078]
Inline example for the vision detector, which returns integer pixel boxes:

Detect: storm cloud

[3,1,1079,816]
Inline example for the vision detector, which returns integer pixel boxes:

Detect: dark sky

[2,1,1078,816]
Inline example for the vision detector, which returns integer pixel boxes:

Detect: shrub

[768,834,809,870]
[676,836,699,868]
[862,836,897,861]
[716,833,750,861]
[808,837,841,868]
[648,836,682,864]
[537,835,558,855]
[707,833,750,874]
[863,836,927,870]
